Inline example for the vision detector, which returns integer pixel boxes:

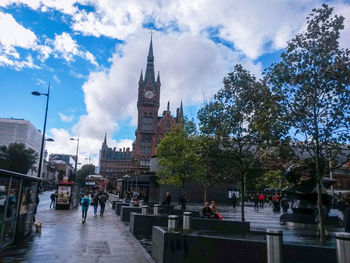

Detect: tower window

[142,115,153,131]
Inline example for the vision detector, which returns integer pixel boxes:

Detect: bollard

[154,204,160,215]
[335,232,350,263]
[139,199,144,207]
[183,212,192,231]
[130,198,134,206]
[168,215,178,232]
[142,205,148,215]
[266,229,283,263]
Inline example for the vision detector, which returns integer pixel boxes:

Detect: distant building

[99,37,184,179]
[48,154,75,179]
[0,118,42,176]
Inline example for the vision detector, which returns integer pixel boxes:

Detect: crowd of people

[250,193,289,213]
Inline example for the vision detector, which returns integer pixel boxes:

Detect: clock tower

[134,36,161,169]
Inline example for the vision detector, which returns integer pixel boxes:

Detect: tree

[156,125,202,192]
[0,143,38,174]
[266,4,350,243]
[76,164,95,186]
[198,65,279,221]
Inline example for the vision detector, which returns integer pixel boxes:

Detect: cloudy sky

[1,0,349,167]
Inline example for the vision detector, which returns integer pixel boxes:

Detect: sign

[85,182,95,186]
[57,185,71,205]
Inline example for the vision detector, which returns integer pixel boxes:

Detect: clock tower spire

[135,36,160,171]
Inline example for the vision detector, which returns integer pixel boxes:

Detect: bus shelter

[0,169,40,252]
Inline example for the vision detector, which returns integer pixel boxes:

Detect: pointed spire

[180,100,183,116]
[138,70,143,84]
[167,101,170,111]
[103,133,107,145]
[144,36,155,84]
[178,100,184,123]
[156,71,161,84]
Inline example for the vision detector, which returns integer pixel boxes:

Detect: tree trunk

[182,176,185,192]
[203,185,207,203]
[240,173,245,222]
[316,176,326,243]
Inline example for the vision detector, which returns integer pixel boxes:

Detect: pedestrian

[258,193,264,208]
[179,192,187,211]
[50,191,57,209]
[165,192,171,206]
[92,192,99,216]
[254,193,259,210]
[81,194,90,223]
[232,192,237,209]
[202,202,213,218]
[99,192,107,216]
[281,195,289,213]
[343,198,350,233]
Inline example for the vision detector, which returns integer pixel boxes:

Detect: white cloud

[74,29,262,143]
[58,112,74,122]
[52,32,97,65]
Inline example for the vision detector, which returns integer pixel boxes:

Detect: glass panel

[6,178,21,219]
[0,176,10,221]
[2,219,16,244]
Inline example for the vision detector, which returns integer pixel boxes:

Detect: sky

[1,0,350,168]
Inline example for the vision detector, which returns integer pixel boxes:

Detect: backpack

[82,198,89,207]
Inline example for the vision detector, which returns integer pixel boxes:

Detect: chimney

[119,148,122,152]
[126,147,130,152]
[113,147,116,151]
[123,147,125,152]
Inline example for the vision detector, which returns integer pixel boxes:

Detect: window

[142,114,153,131]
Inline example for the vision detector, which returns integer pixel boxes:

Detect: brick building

[99,37,183,179]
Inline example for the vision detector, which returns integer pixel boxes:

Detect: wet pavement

[0,191,153,263]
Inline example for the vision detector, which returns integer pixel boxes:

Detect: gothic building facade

[99,38,183,179]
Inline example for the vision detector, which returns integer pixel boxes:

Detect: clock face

[144,90,155,99]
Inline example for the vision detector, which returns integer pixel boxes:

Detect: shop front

[0,169,40,252]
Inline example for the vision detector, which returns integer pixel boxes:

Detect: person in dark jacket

[165,192,171,206]
[232,193,237,209]
[99,192,107,216]
[92,192,99,216]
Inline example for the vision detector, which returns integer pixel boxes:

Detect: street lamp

[32,84,50,178]
[70,136,80,181]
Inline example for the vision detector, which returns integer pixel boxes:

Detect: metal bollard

[142,205,148,215]
[335,232,350,263]
[130,198,134,206]
[168,215,178,232]
[183,212,192,231]
[154,204,160,215]
[266,229,283,263]
[139,200,144,207]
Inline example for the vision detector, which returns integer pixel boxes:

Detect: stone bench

[120,207,142,222]
[116,203,130,215]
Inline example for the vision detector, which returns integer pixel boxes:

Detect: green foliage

[76,164,95,185]
[255,170,288,191]
[0,143,38,174]
[198,65,283,221]
[156,125,202,190]
[266,4,350,243]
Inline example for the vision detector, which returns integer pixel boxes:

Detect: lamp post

[70,136,80,181]
[32,84,50,178]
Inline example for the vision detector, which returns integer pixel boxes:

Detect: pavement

[0,191,154,263]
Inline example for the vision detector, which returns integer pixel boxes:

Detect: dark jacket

[202,206,213,218]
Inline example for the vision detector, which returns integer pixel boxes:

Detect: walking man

[93,191,99,216]
[232,192,237,210]
[81,194,90,223]
[50,191,57,209]
[99,192,108,216]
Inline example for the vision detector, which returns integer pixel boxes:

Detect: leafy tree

[266,4,350,243]
[198,65,280,221]
[0,143,38,174]
[156,125,201,191]
[76,164,95,185]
